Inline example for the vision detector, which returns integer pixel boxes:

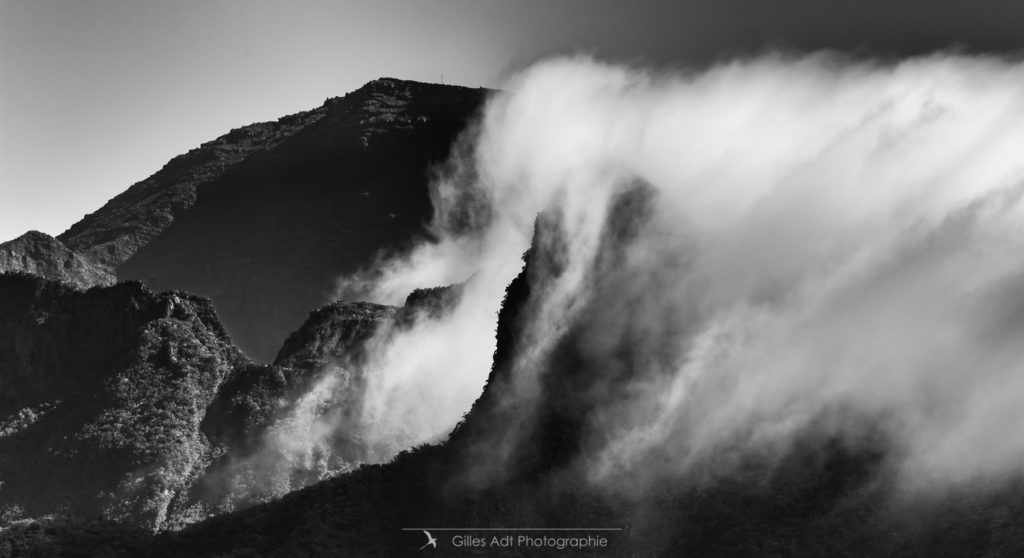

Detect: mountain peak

[0,230,114,289]
[16,230,53,242]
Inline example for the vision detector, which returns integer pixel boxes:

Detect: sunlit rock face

[0,231,114,289]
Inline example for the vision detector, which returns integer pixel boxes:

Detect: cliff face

[0,232,114,289]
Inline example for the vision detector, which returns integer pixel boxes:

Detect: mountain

[0,272,449,533]
[0,76,488,536]
[1,78,488,361]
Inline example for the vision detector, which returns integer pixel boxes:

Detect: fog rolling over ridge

[329,54,1024,491]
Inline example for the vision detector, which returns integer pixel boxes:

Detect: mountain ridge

[0,271,456,532]
[53,77,484,271]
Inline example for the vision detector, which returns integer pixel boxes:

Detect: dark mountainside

[9,217,1024,557]
[0,273,244,530]
[56,101,331,271]
[0,78,488,362]
[0,272,454,535]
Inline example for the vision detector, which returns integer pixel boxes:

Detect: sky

[3,0,1024,242]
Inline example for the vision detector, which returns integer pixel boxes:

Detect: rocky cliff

[0,231,113,289]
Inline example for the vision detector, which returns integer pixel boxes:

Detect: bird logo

[419,530,438,550]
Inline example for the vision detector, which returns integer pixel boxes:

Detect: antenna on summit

[441,73,444,84]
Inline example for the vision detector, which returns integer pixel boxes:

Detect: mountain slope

[57,104,332,271]
[0,93,331,290]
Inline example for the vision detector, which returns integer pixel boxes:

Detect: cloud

[318,53,1024,500]
[418,53,1024,489]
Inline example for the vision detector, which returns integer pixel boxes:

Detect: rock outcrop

[0,231,114,289]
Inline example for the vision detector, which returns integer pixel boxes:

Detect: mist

[314,53,1024,498]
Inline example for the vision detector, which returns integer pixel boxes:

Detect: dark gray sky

[3,0,1024,242]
